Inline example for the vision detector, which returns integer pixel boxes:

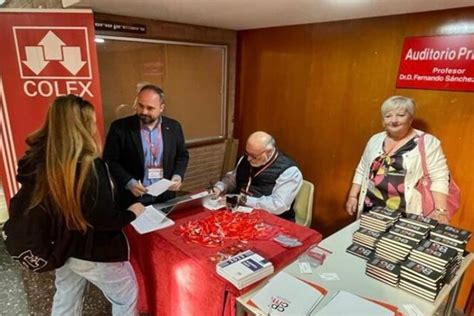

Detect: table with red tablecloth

[125,207,322,316]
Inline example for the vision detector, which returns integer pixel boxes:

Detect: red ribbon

[174,210,282,247]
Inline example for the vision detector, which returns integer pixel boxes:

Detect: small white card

[148,167,163,179]
[235,206,253,213]
[319,272,340,281]
[145,178,174,196]
[402,304,424,316]
[298,262,313,274]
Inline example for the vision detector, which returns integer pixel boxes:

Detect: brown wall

[236,7,474,309]
[95,13,237,139]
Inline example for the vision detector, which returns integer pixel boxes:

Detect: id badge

[148,167,163,179]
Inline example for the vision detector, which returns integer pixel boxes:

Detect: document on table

[131,205,174,234]
[315,291,396,316]
[146,179,174,196]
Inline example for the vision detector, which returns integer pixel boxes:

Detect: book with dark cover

[381,232,419,249]
[429,235,466,253]
[412,239,458,264]
[400,260,443,283]
[354,227,382,239]
[389,227,424,242]
[394,221,430,236]
[430,224,472,244]
[369,207,402,221]
[367,257,400,277]
[401,214,438,229]
[346,243,374,261]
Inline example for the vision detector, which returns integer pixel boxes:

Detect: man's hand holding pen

[130,179,148,197]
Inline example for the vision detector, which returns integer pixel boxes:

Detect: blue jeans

[52,257,138,316]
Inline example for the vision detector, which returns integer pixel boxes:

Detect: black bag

[3,186,72,272]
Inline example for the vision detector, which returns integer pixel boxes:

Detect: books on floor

[315,290,399,316]
[216,250,273,289]
[249,271,327,315]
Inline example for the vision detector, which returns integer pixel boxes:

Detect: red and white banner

[396,34,474,92]
[0,9,103,202]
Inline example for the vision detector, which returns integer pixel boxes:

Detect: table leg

[443,275,464,316]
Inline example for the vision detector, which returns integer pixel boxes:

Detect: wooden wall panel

[237,7,474,309]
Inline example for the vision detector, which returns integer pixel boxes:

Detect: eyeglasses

[246,148,268,160]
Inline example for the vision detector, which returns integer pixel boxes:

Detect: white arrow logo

[20,30,86,75]
[22,46,48,75]
[60,47,86,75]
[39,31,65,60]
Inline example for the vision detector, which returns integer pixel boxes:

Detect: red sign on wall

[0,9,103,202]
[396,34,474,92]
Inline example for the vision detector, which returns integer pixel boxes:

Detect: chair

[294,180,314,227]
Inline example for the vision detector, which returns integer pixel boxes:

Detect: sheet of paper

[235,206,253,213]
[190,191,211,199]
[402,304,424,316]
[319,272,340,281]
[131,205,174,234]
[315,291,395,316]
[250,271,325,315]
[298,262,313,274]
[146,179,174,196]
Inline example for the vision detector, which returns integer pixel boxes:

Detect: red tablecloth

[126,207,322,316]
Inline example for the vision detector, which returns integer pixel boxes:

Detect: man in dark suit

[103,84,189,208]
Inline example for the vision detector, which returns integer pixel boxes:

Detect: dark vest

[235,151,297,221]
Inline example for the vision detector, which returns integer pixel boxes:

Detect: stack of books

[409,239,462,284]
[374,232,419,263]
[352,227,382,250]
[216,250,274,289]
[393,221,430,240]
[399,259,444,302]
[365,256,400,287]
[360,213,394,233]
[430,224,472,256]
[369,207,402,223]
[346,243,374,261]
[399,214,438,230]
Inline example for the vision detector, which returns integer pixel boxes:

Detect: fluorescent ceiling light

[95,37,105,43]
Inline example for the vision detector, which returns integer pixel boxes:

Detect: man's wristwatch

[239,194,247,205]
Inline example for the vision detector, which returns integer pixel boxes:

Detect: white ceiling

[64,0,474,31]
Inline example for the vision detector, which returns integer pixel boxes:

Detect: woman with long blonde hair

[16,95,144,315]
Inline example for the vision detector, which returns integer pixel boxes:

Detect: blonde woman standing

[345,96,451,223]
[14,95,144,315]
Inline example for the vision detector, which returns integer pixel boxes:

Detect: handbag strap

[418,133,429,177]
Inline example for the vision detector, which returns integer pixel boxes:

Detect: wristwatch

[239,194,248,205]
[434,208,447,214]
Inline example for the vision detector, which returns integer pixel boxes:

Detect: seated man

[213,131,303,221]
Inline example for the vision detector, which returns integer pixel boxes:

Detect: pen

[138,179,143,196]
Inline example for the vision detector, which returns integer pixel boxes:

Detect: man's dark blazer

[103,115,189,208]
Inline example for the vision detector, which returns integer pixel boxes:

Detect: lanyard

[141,124,162,164]
[244,151,279,194]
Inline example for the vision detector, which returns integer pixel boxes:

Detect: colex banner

[0,9,104,202]
[396,34,474,92]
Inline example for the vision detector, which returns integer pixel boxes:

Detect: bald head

[245,131,276,167]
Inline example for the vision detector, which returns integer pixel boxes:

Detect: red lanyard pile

[174,210,283,247]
